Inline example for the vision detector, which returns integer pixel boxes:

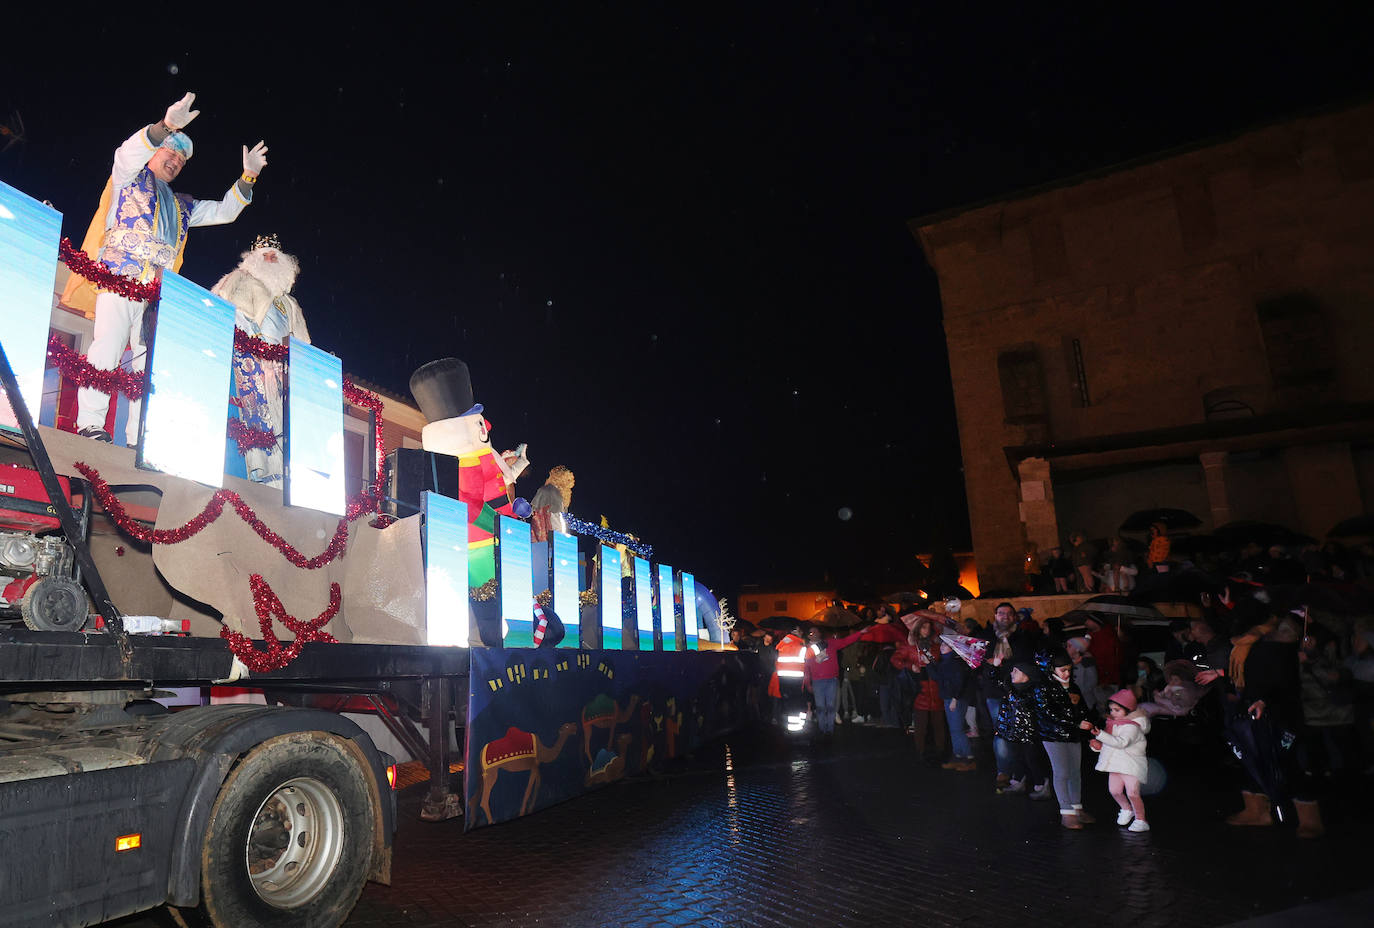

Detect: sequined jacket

[1032,680,1088,742]
[994,686,1038,744]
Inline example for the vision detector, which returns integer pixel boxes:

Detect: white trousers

[76,291,148,444]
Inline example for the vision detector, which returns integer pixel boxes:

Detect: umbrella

[1213,521,1315,549]
[1224,710,1293,820]
[1079,594,1163,620]
[1327,514,1374,540]
[1131,569,1221,605]
[758,615,804,633]
[1119,508,1203,533]
[808,606,864,628]
[1170,534,1222,557]
[939,633,988,670]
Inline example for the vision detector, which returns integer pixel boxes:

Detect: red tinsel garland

[219,574,340,672]
[59,237,161,303]
[75,461,352,567]
[233,327,288,363]
[226,418,278,454]
[47,334,149,400]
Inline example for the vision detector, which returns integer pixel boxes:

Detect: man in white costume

[213,235,310,484]
[74,92,268,444]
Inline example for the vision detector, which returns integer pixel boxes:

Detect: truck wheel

[20,576,88,632]
[199,732,376,928]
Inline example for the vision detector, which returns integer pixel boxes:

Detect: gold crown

[251,233,281,251]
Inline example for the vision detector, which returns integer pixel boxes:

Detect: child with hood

[1081,689,1151,832]
[995,662,1051,799]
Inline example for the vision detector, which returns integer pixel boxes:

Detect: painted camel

[478,721,578,823]
[581,693,639,763]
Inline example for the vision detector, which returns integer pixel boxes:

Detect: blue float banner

[634,557,654,650]
[599,545,622,649]
[682,572,699,651]
[464,646,759,829]
[423,490,470,647]
[0,182,61,431]
[499,515,535,647]
[284,339,345,515]
[137,272,235,486]
[656,563,674,652]
[552,531,578,646]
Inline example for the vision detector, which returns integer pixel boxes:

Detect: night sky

[4,7,1373,602]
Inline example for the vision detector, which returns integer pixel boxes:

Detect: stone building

[911,102,1374,594]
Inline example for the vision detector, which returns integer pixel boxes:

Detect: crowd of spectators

[738,559,1374,838]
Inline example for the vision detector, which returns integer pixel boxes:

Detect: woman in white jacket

[1080,688,1151,832]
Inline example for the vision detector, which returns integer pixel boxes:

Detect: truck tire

[199,732,376,928]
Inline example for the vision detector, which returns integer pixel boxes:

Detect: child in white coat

[1080,688,1151,832]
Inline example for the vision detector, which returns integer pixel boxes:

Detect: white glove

[164,93,200,130]
[242,141,269,176]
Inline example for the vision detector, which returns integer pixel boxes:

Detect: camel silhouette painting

[580,693,639,763]
[477,721,577,823]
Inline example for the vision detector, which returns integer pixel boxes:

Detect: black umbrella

[1170,534,1222,557]
[1119,508,1203,533]
[1328,515,1374,539]
[1213,521,1315,549]
[1131,568,1221,605]
[808,606,865,628]
[1224,710,1292,820]
[758,615,804,633]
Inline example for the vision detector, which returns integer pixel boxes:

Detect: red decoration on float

[59,237,161,303]
[219,574,340,672]
[74,461,351,567]
[232,328,288,363]
[47,335,149,400]
[226,418,278,454]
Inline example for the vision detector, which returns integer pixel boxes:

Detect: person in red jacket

[1084,615,1123,688]
[803,626,865,735]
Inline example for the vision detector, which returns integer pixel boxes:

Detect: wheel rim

[245,777,345,908]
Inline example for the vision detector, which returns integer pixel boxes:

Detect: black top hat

[409,358,477,422]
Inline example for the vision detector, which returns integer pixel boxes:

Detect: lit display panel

[552,531,578,647]
[682,572,699,650]
[599,545,622,649]
[0,182,61,431]
[423,490,469,647]
[499,515,534,647]
[657,563,674,652]
[634,556,654,650]
[284,339,345,515]
[137,272,235,486]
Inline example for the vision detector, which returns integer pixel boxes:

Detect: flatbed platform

[0,627,470,687]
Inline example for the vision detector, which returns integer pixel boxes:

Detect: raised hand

[165,93,200,130]
[242,141,269,176]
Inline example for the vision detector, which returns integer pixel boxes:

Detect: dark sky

[4,6,1373,602]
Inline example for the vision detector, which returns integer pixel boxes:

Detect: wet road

[115,723,1374,927]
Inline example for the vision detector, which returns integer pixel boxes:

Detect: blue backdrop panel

[465,647,758,829]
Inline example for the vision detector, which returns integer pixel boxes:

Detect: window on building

[745,601,759,613]
[774,600,788,612]
[998,345,1050,440]
[1256,293,1334,397]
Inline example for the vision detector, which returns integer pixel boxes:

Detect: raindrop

[838,507,854,522]
[167,63,179,75]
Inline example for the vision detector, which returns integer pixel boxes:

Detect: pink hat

[1107,689,1137,712]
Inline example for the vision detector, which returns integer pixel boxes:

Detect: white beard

[240,249,300,297]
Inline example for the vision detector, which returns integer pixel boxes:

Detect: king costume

[65,93,266,445]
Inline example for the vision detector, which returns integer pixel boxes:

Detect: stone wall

[916,103,1374,591]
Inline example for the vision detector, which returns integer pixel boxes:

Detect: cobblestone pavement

[112,723,1374,928]
[341,724,1374,928]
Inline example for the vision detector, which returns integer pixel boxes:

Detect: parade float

[0,169,757,928]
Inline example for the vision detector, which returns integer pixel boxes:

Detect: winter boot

[1225,790,1273,827]
[1060,810,1083,830]
[1294,800,1325,839]
[1073,804,1096,824]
